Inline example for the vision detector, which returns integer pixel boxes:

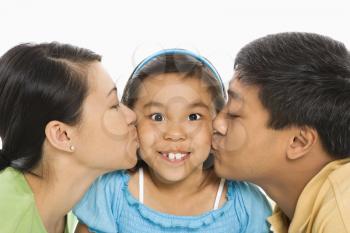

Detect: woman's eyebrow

[107,86,117,97]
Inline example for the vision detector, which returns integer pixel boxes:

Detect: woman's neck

[24,155,103,233]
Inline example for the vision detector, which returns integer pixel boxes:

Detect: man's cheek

[224,121,248,152]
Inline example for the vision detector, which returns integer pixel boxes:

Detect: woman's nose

[122,104,137,126]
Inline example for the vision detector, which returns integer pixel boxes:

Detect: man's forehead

[228,78,244,101]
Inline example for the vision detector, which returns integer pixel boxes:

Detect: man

[212,32,350,233]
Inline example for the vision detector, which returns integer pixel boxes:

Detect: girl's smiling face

[133,73,216,183]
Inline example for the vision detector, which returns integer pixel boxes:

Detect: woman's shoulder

[0,167,48,232]
[0,167,32,197]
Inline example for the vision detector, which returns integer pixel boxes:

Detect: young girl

[74,49,272,233]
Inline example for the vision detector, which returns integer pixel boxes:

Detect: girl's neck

[24,155,104,233]
[135,166,225,215]
[145,166,215,198]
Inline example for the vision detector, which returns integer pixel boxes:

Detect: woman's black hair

[122,51,226,170]
[0,42,101,171]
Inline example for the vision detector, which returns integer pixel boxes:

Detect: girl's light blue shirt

[73,170,272,233]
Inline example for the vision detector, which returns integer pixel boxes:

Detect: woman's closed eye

[111,103,121,110]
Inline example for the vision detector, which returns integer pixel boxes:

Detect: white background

[0,0,349,148]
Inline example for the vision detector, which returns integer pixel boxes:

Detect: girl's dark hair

[0,42,101,171]
[122,51,226,169]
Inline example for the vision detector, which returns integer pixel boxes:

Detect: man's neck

[260,153,333,220]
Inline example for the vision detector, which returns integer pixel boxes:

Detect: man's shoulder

[314,160,350,232]
[324,159,350,202]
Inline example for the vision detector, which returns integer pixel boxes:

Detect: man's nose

[213,110,228,136]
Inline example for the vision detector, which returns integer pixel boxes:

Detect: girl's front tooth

[169,153,175,160]
[175,153,181,160]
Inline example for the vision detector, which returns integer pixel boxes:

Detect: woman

[0,43,139,233]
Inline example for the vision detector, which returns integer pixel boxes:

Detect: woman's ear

[286,127,317,160]
[45,121,76,153]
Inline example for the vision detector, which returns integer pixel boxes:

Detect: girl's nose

[163,123,187,141]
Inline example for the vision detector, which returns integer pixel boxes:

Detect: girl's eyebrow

[143,101,209,110]
[143,101,165,109]
[188,101,209,110]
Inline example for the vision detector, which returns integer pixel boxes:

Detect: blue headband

[131,48,226,97]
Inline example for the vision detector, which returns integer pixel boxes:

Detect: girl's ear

[286,127,317,160]
[44,121,76,153]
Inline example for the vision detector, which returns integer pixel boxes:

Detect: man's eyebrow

[228,89,243,101]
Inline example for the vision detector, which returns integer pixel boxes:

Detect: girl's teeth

[175,153,182,160]
[169,153,175,160]
[162,152,188,161]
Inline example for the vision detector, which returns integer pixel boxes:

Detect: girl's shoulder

[73,170,131,233]
[80,169,131,204]
[97,169,129,184]
[226,179,272,217]
[226,179,268,202]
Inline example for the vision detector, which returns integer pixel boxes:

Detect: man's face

[212,76,291,183]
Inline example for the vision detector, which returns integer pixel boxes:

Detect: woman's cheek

[102,110,128,136]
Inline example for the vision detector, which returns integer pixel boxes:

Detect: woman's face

[73,62,139,172]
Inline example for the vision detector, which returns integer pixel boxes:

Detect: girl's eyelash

[188,113,202,120]
[149,113,164,121]
[147,113,203,121]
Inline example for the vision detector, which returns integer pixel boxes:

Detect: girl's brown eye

[188,113,201,121]
[150,113,164,121]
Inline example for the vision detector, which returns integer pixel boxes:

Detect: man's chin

[213,160,230,179]
[214,162,247,181]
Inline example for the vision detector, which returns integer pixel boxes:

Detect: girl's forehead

[136,74,213,104]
